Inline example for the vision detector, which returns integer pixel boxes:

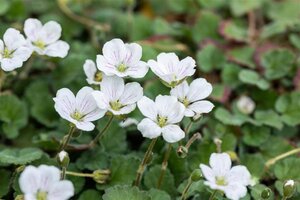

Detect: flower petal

[209,153,232,177]
[224,183,248,200]
[227,166,251,186]
[1,57,23,71]
[48,180,74,200]
[157,52,179,73]
[187,100,214,115]
[53,88,76,121]
[137,96,158,121]
[4,28,26,51]
[0,39,4,52]
[110,104,136,115]
[74,121,95,131]
[102,38,126,65]
[176,56,196,80]
[96,54,116,76]
[19,166,40,194]
[92,91,109,110]
[38,165,60,191]
[83,59,97,83]
[24,18,42,41]
[170,81,189,101]
[13,46,32,61]
[187,78,213,102]
[124,43,142,66]
[100,76,124,101]
[137,118,161,139]
[200,164,215,183]
[126,61,149,78]
[41,21,62,44]
[148,60,168,79]
[44,40,70,58]
[161,124,185,143]
[119,82,143,105]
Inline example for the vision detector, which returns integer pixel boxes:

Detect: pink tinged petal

[155,95,177,118]
[200,164,215,183]
[48,180,74,200]
[157,52,179,73]
[102,38,126,65]
[137,96,158,121]
[13,46,32,61]
[227,166,251,186]
[74,121,95,131]
[161,124,185,143]
[224,183,248,200]
[19,166,40,194]
[137,118,161,139]
[44,40,70,58]
[38,165,60,191]
[110,104,136,115]
[166,101,185,124]
[148,60,168,78]
[100,76,124,101]
[187,100,214,115]
[209,153,232,177]
[24,193,37,200]
[1,57,23,71]
[96,54,116,76]
[24,18,43,41]
[92,91,109,110]
[41,21,62,44]
[4,28,26,51]
[170,81,189,100]
[176,56,196,80]
[119,82,143,105]
[187,78,213,102]
[126,61,149,78]
[53,88,76,121]
[124,43,142,65]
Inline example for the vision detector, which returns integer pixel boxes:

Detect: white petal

[200,164,215,183]
[38,165,60,191]
[44,40,70,58]
[13,46,32,61]
[161,124,185,143]
[74,121,95,131]
[227,166,251,186]
[137,96,158,121]
[187,78,213,102]
[119,118,138,127]
[92,90,109,110]
[0,40,4,52]
[19,166,40,194]
[187,100,214,115]
[184,108,195,117]
[119,82,143,105]
[155,95,184,123]
[53,88,76,121]
[224,183,248,200]
[100,75,124,101]
[209,153,232,177]
[24,193,37,200]
[148,60,168,79]
[48,180,74,200]
[41,21,62,44]
[137,118,161,139]
[126,61,149,78]
[24,18,42,41]
[96,54,116,76]
[157,52,179,73]
[170,81,189,100]
[102,38,126,64]
[176,56,196,80]
[124,43,142,66]
[110,104,136,115]
[83,59,97,83]
[1,57,23,71]
[3,28,26,51]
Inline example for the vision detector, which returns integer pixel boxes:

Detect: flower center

[215,176,227,186]
[2,47,13,58]
[157,115,167,127]
[36,191,47,200]
[94,71,103,82]
[117,63,127,72]
[33,40,46,50]
[110,100,123,111]
[71,110,84,121]
[181,97,189,107]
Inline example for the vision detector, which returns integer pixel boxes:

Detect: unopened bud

[261,188,271,199]
[237,96,255,115]
[93,169,110,184]
[57,151,70,168]
[15,195,24,200]
[192,113,202,121]
[177,146,188,158]
[190,169,202,182]
[283,180,296,199]
[226,151,238,161]
[214,138,222,153]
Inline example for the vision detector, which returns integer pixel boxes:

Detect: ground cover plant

[0,0,300,199]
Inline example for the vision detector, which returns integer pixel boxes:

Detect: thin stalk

[209,190,217,200]
[265,147,300,170]
[134,138,158,187]
[89,115,114,147]
[65,171,93,178]
[181,178,192,200]
[157,144,172,188]
[185,132,201,149]
[59,125,76,152]
[184,120,194,134]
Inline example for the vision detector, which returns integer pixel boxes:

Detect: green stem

[265,147,300,170]
[209,191,217,200]
[157,144,172,188]
[181,178,192,200]
[185,132,201,149]
[89,115,114,147]
[65,171,93,178]
[59,125,76,152]
[184,119,194,134]
[134,138,158,187]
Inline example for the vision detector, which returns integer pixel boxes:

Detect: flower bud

[15,195,24,200]
[93,169,110,184]
[260,188,271,199]
[226,151,238,161]
[192,113,202,122]
[57,151,70,168]
[237,96,255,115]
[190,169,202,182]
[177,146,188,158]
[283,179,296,199]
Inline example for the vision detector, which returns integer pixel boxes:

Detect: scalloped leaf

[103,185,151,200]
[0,148,43,165]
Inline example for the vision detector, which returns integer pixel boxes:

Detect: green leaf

[229,0,262,16]
[103,185,151,200]
[241,154,265,179]
[76,146,108,171]
[196,44,225,72]
[254,110,283,130]
[274,158,300,180]
[0,148,43,165]
[228,47,255,68]
[220,20,248,42]
[148,188,171,200]
[238,69,270,90]
[242,125,271,147]
[0,169,11,197]
[79,189,101,200]
[289,34,300,50]
[0,94,28,139]
[267,0,300,24]
[197,0,226,9]
[250,184,274,200]
[0,0,10,15]
[214,107,249,126]
[221,63,241,89]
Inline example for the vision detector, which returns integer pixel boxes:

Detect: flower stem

[181,178,192,200]
[89,115,114,147]
[65,171,94,178]
[185,132,201,149]
[157,144,172,188]
[184,119,194,134]
[134,138,158,187]
[209,190,217,200]
[59,125,76,152]
[265,147,300,170]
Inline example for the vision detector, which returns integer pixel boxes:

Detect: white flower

[58,150,68,163]
[200,153,251,200]
[24,18,70,58]
[170,78,214,117]
[92,76,143,115]
[119,117,138,128]
[83,59,103,85]
[236,96,255,114]
[148,52,196,87]
[96,38,148,78]
[137,95,185,143]
[0,28,32,71]
[19,165,74,200]
[53,86,105,131]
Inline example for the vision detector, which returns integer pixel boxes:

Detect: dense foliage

[1,0,300,199]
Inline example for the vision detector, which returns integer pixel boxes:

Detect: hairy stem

[181,178,192,200]
[89,115,114,147]
[157,144,172,188]
[265,147,300,169]
[59,125,76,152]
[65,171,94,178]
[209,190,217,200]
